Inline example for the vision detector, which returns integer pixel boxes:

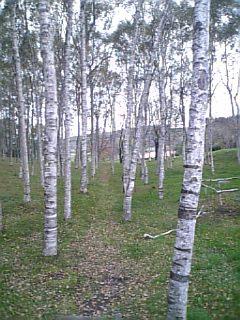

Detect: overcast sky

[71,2,239,135]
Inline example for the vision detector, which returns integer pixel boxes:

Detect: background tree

[12,4,31,203]
[63,0,74,220]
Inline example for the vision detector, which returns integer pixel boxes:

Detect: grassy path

[0,149,240,319]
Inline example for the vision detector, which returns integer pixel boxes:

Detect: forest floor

[0,149,240,320]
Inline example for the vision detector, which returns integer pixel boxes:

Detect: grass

[0,148,240,319]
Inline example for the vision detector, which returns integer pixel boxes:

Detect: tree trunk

[157,66,167,200]
[79,0,88,193]
[167,1,210,318]
[123,0,170,221]
[12,6,31,203]
[158,132,165,199]
[208,43,215,174]
[90,83,96,178]
[8,94,14,165]
[39,0,58,256]
[223,41,240,163]
[122,2,142,193]
[95,112,100,167]
[75,83,81,169]
[123,69,152,221]
[36,94,44,187]
[141,105,149,184]
[63,0,73,220]
[111,101,116,175]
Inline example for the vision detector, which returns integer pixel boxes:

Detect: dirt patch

[216,206,239,216]
[74,222,150,318]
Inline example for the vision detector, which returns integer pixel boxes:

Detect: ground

[0,149,240,319]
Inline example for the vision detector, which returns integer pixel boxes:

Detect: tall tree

[12,5,31,203]
[167,0,210,318]
[122,1,142,193]
[79,0,88,193]
[123,0,170,221]
[39,0,58,256]
[157,51,167,200]
[63,0,74,220]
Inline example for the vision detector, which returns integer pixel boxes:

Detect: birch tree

[140,103,149,185]
[167,0,210,318]
[12,5,31,203]
[123,1,170,221]
[222,41,240,164]
[157,56,167,200]
[39,0,58,256]
[36,94,44,187]
[63,0,74,220]
[123,69,152,220]
[79,0,88,193]
[122,2,142,193]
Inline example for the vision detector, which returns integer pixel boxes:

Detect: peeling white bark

[36,95,44,187]
[123,2,142,193]
[123,70,152,221]
[79,0,88,193]
[167,0,211,318]
[90,85,96,178]
[39,0,58,256]
[123,0,170,221]
[12,6,31,203]
[141,106,149,184]
[111,102,116,175]
[208,50,215,174]
[63,0,74,220]
[157,59,167,199]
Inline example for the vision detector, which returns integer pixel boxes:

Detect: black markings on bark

[170,271,189,283]
[174,246,191,253]
[181,188,199,196]
[178,207,197,220]
[198,69,207,90]
[183,164,200,169]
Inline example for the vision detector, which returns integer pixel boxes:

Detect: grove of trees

[0,0,239,318]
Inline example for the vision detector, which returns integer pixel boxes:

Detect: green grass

[0,149,240,319]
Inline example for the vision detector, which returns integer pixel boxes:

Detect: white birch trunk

[123,3,142,193]
[111,102,116,175]
[124,70,152,221]
[39,0,58,256]
[208,47,215,174]
[95,112,100,168]
[12,7,31,203]
[79,0,88,193]
[158,66,167,199]
[141,106,149,184]
[75,87,81,170]
[90,85,96,178]
[158,132,165,199]
[167,1,210,318]
[36,95,44,187]
[123,0,170,221]
[63,0,73,220]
